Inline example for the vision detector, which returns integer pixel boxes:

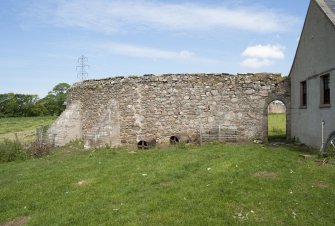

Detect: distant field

[268,113,286,140]
[0,116,56,142]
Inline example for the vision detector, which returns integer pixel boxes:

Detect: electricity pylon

[76,55,89,81]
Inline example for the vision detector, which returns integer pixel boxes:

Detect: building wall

[290,0,335,148]
[47,73,290,148]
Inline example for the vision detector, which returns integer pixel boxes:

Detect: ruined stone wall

[47,73,290,148]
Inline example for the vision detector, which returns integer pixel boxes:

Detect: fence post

[14,133,19,142]
[53,134,56,147]
[320,120,325,153]
[200,125,202,145]
[219,125,221,141]
[36,128,40,144]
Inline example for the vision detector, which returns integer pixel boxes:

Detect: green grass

[268,113,286,140]
[0,116,56,141]
[1,143,334,225]
[0,139,26,163]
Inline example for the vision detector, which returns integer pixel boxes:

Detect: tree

[40,83,70,116]
[32,100,49,116]
[0,82,70,117]
[52,83,70,96]
[0,93,18,117]
[0,93,40,117]
[15,94,38,116]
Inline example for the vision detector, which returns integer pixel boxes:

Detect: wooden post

[200,125,202,145]
[14,133,19,142]
[219,125,221,141]
[53,134,56,147]
[36,128,40,143]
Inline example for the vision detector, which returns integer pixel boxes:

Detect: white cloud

[23,0,299,33]
[240,58,273,68]
[240,44,285,69]
[242,44,285,59]
[101,42,217,64]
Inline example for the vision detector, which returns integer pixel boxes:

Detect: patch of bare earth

[77,179,95,186]
[315,159,329,166]
[1,217,30,226]
[160,181,173,187]
[315,181,329,189]
[77,180,88,186]
[253,172,277,178]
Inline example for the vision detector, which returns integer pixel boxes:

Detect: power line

[76,55,89,81]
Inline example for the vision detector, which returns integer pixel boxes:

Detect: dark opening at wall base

[137,140,149,149]
[170,136,179,145]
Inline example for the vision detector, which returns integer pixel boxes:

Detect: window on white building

[300,81,307,107]
[321,74,330,106]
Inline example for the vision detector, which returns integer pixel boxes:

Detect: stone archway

[262,94,291,141]
[267,100,286,140]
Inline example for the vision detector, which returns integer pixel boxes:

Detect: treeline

[0,83,70,117]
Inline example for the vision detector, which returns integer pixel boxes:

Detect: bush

[0,139,26,163]
[26,141,51,158]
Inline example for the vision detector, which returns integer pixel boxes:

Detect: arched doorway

[267,100,287,141]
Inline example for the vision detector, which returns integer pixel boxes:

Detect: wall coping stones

[71,73,285,90]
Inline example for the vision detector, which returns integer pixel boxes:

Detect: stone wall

[47,101,82,146]
[47,73,290,148]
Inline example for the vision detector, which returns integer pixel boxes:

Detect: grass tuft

[0,139,26,163]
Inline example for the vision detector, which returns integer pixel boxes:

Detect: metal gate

[200,125,239,144]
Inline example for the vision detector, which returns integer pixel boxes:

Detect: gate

[200,125,239,144]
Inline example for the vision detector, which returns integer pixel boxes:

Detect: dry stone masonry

[47,73,290,148]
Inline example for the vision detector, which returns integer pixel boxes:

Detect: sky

[0,0,310,98]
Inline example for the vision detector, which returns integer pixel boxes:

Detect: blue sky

[0,0,309,97]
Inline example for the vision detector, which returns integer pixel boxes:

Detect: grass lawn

[268,113,286,140]
[0,116,56,142]
[1,143,334,225]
